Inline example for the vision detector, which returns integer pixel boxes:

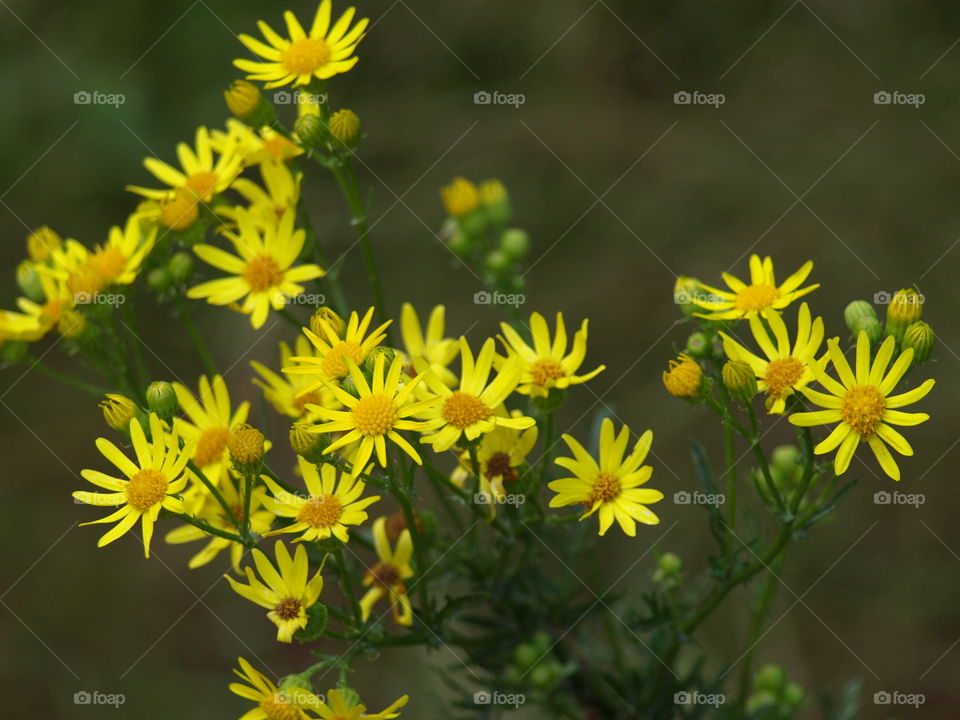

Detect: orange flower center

[280,37,332,76]
[297,493,343,528]
[243,254,282,292]
[841,385,886,437]
[530,358,565,386]
[764,357,804,399]
[734,284,779,312]
[160,190,200,230]
[321,340,362,378]
[273,597,303,621]
[352,393,397,436]
[184,171,220,201]
[293,391,323,415]
[194,426,230,467]
[259,693,301,720]
[588,472,621,505]
[126,468,169,511]
[88,246,128,282]
[441,391,492,429]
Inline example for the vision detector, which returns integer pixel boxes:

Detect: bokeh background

[2,1,959,717]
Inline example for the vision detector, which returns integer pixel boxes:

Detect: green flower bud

[673,276,700,317]
[843,300,878,334]
[229,423,266,473]
[294,113,327,149]
[529,662,559,688]
[499,228,529,259]
[684,331,711,359]
[902,321,934,364]
[745,690,777,714]
[290,422,328,464]
[480,180,511,225]
[754,664,786,692]
[146,381,178,420]
[484,249,511,274]
[458,209,487,238]
[363,346,399,374]
[168,252,194,284]
[224,80,277,127]
[884,288,923,342]
[447,227,471,256]
[657,552,682,575]
[513,642,542,670]
[147,267,172,293]
[770,444,801,477]
[722,360,757,403]
[16,261,45,302]
[783,682,805,708]
[852,315,883,346]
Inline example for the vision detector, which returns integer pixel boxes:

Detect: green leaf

[294,603,329,643]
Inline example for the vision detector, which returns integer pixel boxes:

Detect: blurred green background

[2,0,959,717]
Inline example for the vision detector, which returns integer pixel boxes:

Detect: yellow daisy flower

[0,308,45,342]
[218,158,302,231]
[13,270,74,340]
[263,457,380,542]
[173,375,250,480]
[229,657,321,720]
[187,207,325,329]
[359,516,415,626]
[720,303,825,414]
[694,254,819,320]
[73,414,192,558]
[252,336,337,420]
[306,354,433,474]
[235,1,369,89]
[226,541,324,643]
[418,337,534,452]
[548,418,662,537]
[662,353,703,399]
[127,126,243,203]
[212,120,304,167]
[307,688,409,720]
[284,306,390,383]
[498,312,605,397]
[789,331,935,481]
[398,303,458,385]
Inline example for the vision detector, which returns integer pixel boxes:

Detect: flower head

[549,418,662,536]
[440,177,480,216]
[399,303,458,386]
[359,517,415,626]
[285,306,390,383]
[694,255,818,320]
[229,657,322,720]
[307,688,408,720]
[662,353,702,398]
[73,414,192,557]
[173,375,250,480]
[218,159,302,232]
[235,1,369,88]
[789,332,935,480]
[252,336,338,420]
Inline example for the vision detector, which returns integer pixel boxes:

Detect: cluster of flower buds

[844,288,933,366]
[746,664,805,718]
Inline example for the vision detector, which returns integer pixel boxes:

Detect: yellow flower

[720,303,825,414]
[26,226,62,261]
[284,306,390,383]
[419,337,534,452]
[359,516,415,626]
[229,657,321,720]
[548,418,662,536]
[173,375,250,480]
[188,207,325,328]
[73,414,192,558]
[662,353,702,398]
[211,120,304,167]
[694,254,818,320]
[440,177,480,216]
[127,126,243,203]
[497,312,605,397]
[0,308,45,342]
[306,354,433,474]
[226,541,324,642]
[235,1,369,88]
[13,269,74,340]
[307,688,409,720]
[252,336,338,420]
[263,457,379,542]
[218,158,302,231]
[789,332,935,481]
[398,303,458,386]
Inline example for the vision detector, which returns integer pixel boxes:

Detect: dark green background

[1,1,958,717]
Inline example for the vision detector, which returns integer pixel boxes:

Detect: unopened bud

[722,360,756,403]
[229,423,265,470]
[146,381,179,421]
[902,321,934,364]
[328,109,361,147]
[224,80,276,127]
[26,226,62,261]
[310,307,344,339]
[100,394,137,433]
[885,288,924,342]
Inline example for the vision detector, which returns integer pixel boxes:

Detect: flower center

[588,472,621,505]
[194,426,230,467]
[352,394,398,436]
[88,246,128,282]
[184,171,220,200]
[41,299,64,324]
[841,385,886,437]
[293,391,323,415]
[160,190,200,229]
[370,561,401,588]
[260,693,301,720]
[126,468,169,511]
[264,135,297,160]
[734,284,779,312]
[273,597,303,621]
[764,357,804,399]
[243,254,282,292]
[320,340,362,378]
[530,358,566,386]
[441,391,493,429]
[486,452,518,483]
[296,493,343,528]
[68,267,105,298]
[280,37,332,75]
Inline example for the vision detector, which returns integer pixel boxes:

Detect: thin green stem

[161,510,245,545]
[738,552,785,701]
[390,466,431,623]
[177,295,218,377]
[187,459,239,529]
[333,547,363,627]
[747,403,785,514]
[121,301,149,387]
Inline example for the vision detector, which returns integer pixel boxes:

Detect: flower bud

[100,394,137,433]
[480,179,510,224]
[783,682,805,708]
[229,423,266,471]
[885,288,923,342]
[684,331,711,359]
[363,346,398,374]
[290,422,328,464]
[657,552,682,575]
[843,300,877,333]
[902,321,934,364]
[662,353,703,399]
[673,276,700,317]
[224,80,276,127]
[26,226,62,261]
[328,109,361,147]
[310,307,345,339]
[294,114,327,149]
[168,251,194,284]
[57,308,87,339]
[484,249,511,274]
[440,177,480,217]
[447,227,471,256]
[754,664,787,692]
[146,381,179,421]
[147,267,172,293]
[16,261,45,302]
[852,315,882,346]
[722,360,757,403]
[499,228,529,259]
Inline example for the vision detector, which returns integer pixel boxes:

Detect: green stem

[746,403,785,514]
[723,415,737,562]
[738,552,785,701]
[390,469,431,624]
[187,459,239,529]
[177,295,218,377]
[121,301,150,387]
[334,547,363,627]
[161,510,246,545]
